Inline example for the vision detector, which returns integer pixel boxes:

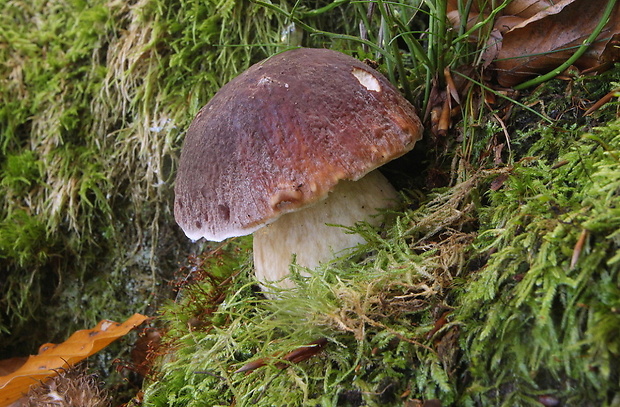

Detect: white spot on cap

[258,76,273,86]
[352,68,381,92]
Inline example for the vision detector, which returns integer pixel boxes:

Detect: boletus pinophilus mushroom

[174,48,423,289]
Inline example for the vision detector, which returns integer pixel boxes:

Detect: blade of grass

[453,70,555,124]
[252,0,397,62]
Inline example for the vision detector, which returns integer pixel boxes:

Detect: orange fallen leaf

[0,313,148,407]
[0,358,27,377]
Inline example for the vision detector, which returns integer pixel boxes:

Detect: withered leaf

[494,0,620,86]
[503,0,557,19]
[0,313,148,406]
[448,0,620,87]
[234,337,328,373]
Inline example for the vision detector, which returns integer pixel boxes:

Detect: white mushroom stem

[253,170,399,289]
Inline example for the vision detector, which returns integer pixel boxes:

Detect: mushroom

[174,48,423,289]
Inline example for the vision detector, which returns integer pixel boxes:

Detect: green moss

[141,180,481,406]
[1,151,42,195]
[0,0,302,349]
[458,119,620,406]
[137,3,619,406]
[141,115,620,406]
[4,0,620,405]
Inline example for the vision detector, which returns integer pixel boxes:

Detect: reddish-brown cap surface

[174,48,423,241]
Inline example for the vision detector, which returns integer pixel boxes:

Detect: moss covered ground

[1,0,619,405]
[141,61,620,405]
[142,114,620,406]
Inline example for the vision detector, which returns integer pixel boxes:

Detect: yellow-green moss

[141,112,620,406]
[4,0,620,405]
[0,0,294,351]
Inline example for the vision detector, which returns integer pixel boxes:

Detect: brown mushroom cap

[174,48,423,242]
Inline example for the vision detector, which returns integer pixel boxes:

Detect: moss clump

[141,174,481,406]
[142,114,620,406]
[4,0,619,404]
[0,0,302,355]
[137,2,620,404]
[458,119,620,406]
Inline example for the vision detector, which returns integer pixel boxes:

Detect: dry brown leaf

[447,0,485,39]
[448,0,620,87]
[0,313,148,407]
[447,0,577,33]
[494,0,620,86]
[599,33,620,64]
[494,15,526,34]
[447,0,572,35]
[503,0,557,19]
[481,28,503,67]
